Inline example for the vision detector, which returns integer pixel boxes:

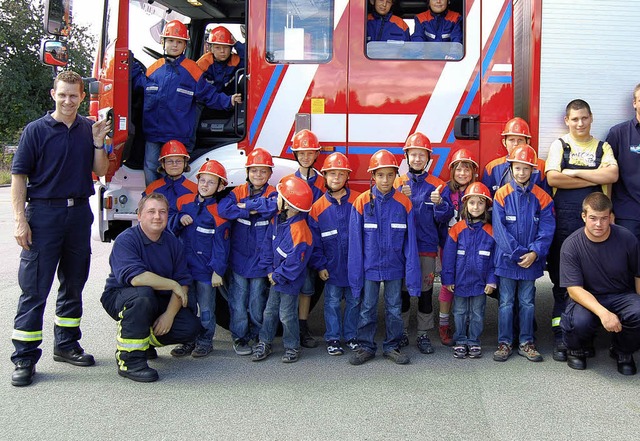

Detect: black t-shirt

[560,224,640,296]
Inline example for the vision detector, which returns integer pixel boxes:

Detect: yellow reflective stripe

[12,329,43,342]
[54,316,81,328]
[149,328,162,347]
[551,317,561,327]
[116,336,149,352]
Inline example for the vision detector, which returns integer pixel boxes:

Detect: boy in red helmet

[197,25,245,95]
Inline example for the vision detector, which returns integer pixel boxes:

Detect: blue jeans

[323,283,361,342]
[259,288,300,350]
[452,295,486,346]
[357,279,403,354]
[498,278,535,345]
[228,271,268,343]
[191,280,216,348]
[144,141,163,186]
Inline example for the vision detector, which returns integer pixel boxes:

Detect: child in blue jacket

[252,176,314,363]
[442,182,496,359]
[492,145,555,363]
[168,160,231,358]
[218,149,278,356]
[308,153,361,356]
[196,25,245,95]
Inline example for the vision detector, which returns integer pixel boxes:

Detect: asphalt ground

[0,187,638,440]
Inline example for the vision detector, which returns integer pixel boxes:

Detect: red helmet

[159,140,190,161]
[277,176,314,212]
[291,129,321,151]
[403,132,433,152]
[245,148,274,168]
[501,117,531,139]
[207,26,233,45]
[197,160,228,186]
[462,182,492,205]
[321,152,352,173]
[507,144,538,167]
[449,148,478,170]
[367,149,399,173]
[161,20,190,41]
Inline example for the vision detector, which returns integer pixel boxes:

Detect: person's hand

[92,117,112,146]
[518,251,537,268]
[268,273,276,285]
[401,184,411,197]
[211,272,223,287]
[430,184,443,204]
[180,214,193,226]
[173,283,188,307]
[153,312,175,336]
[484,285,494,295]
[600,311,622,332]
[562,169,577,177]
[318,269,329,281]
[446,285,454,292]
[230,93,243,106]
[237,202,246,209]
[14,219,32,250]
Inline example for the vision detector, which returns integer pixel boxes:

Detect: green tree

[0,0,95,144]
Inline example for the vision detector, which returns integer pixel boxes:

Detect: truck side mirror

[44,0,73,37]
[40,40,69,67]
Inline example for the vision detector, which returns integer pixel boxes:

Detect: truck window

[265,0,334,63]
[366,0,465,61]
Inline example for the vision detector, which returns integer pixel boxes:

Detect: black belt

[28,197,89,207]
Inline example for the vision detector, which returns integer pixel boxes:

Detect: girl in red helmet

[441,182,496,360]
[196,26,245,95]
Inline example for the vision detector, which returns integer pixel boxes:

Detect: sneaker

[439,325,454,347]
[468,345,482,359]
[399,331,409,348]
[416,333,434,354]
[349,348,375,365]
[191,344,213,358]
[233,340,253,356]
[326,340,344,356]
[282,348,300,363]
[453,344,468,359]
[383,349,410,365]
[300,328,319,349]
[346,338,359,351]
[493,343,513,362]
[170,342,196,357]
[252,342,272,362]
[518,342,543,362]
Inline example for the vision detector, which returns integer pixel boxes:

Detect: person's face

[511,162,533,185]
[324,170,349,192]
[453,162,474,187]
[466,196,487,218]
[582,207,613,242]
[138,199,168,237]
[164,37,187,57]
[296,150,319,169]
[197,174,223,197]
[372,0,393,15]
[430,0,448,14]
[50,80,85,118]
[212,43,232,62]
[248,166,272,188]
[502,135,528,154]
[633,89,640,121]
[565,108,593,141]
[162,156,186,177]
[407,148,428,171]
[373,167,396,194]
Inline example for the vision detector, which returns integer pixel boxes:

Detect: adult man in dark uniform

[10,70,111,387]
[101,193,201,382]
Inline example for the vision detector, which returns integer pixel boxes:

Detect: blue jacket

[441,220,497,297]
[606,118,640,220]
[482,156,551,197]
[131,54,232,147]
[258,212,313,295]
[170,194,231,282]
[218,183,278,278]
[143,175,197,217]
[411,9,462,43]
[367,12,410,42]
[308,188,361,287]
[196,51,243,93]
[348,187,421,297]
[493,180,556,280]
[394,172,453,253]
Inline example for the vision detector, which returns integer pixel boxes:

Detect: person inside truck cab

[411,0,462,44]
[367,0,410,42]
[197,26,245,95]
[131,19,243,186]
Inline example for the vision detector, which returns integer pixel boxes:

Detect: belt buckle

[67,198,74,207]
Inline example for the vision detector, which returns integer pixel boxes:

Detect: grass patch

[0,169,10,185]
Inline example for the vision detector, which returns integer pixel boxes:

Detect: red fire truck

[41,0,640,242]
